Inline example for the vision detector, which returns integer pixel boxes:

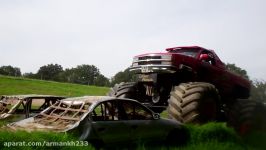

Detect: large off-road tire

[168,82,220,124]
[107,82,137,99]
[227,99,266,135]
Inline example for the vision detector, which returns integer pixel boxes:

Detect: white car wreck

[0,95,65,122]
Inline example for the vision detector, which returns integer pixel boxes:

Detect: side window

[121,101,153,120]
[91,101,119,121]
[200,51,216,65]
[31,98,46,111]
[134,104,153,120]
[0,98,23,114]
[91,100,153,121]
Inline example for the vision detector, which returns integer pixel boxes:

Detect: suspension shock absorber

[145,84,153,96]
[144,84,160,103]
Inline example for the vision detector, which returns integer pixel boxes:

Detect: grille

[138,61,161,65]
[138,56,161,60]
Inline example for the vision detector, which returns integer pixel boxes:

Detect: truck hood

[134,52,169,57]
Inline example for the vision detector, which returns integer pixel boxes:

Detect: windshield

[168,49,199,58]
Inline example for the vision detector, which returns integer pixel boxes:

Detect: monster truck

[108,46,262,134]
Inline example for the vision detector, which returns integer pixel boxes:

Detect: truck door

[198,51,231,94]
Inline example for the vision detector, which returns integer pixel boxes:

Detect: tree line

[0,64,110,87]
[225,63,266,102]
[0,63,265,102]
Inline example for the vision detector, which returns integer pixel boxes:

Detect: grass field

[0,75,266,150]
[0,130,94,150]
[0,75,109,97]
[1,123,264,150]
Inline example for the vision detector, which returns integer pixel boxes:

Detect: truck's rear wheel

[108,82,137,99]
[168,82,220,123]
[227,99,266,135]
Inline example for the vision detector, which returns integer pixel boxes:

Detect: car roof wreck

[6,96,112,132]
[0,95,66,119]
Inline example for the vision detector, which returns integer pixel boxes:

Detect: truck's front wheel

[168,82,220,123]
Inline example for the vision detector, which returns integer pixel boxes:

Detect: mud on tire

[167,82,220,124]
[227,99,266,135]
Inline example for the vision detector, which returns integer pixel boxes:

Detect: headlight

[161,55,172,60]
[132,57,138,63]
[161,61,172,65]
[131,62,138,67]
[161,55,172,65]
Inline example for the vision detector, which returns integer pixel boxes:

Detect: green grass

[1,123,264,150]
[186,122,240,144]
[0,123,245,150]
[1,75,266,149]
[137,123,245,150]
[240,131,266,150]
[0,130,94,150]
[182,123,245,150]
[160,110,168,118]
[0,75,109,97]
[139,123,266,150]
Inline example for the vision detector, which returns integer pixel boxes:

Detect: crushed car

[0,95,65,122]
[6,96,186,147]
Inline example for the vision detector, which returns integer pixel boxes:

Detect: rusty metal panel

[0,95,66,119]
[6,96,110,132]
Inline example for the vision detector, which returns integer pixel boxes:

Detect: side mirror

[199,54,209,61]
[153,113,160,120]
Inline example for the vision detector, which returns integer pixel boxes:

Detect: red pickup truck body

[130,46,250,101]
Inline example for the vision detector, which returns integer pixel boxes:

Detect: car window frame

[117,100,154,121]
[90,99,156,122]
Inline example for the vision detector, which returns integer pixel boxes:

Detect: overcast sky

[0,0,265,80]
